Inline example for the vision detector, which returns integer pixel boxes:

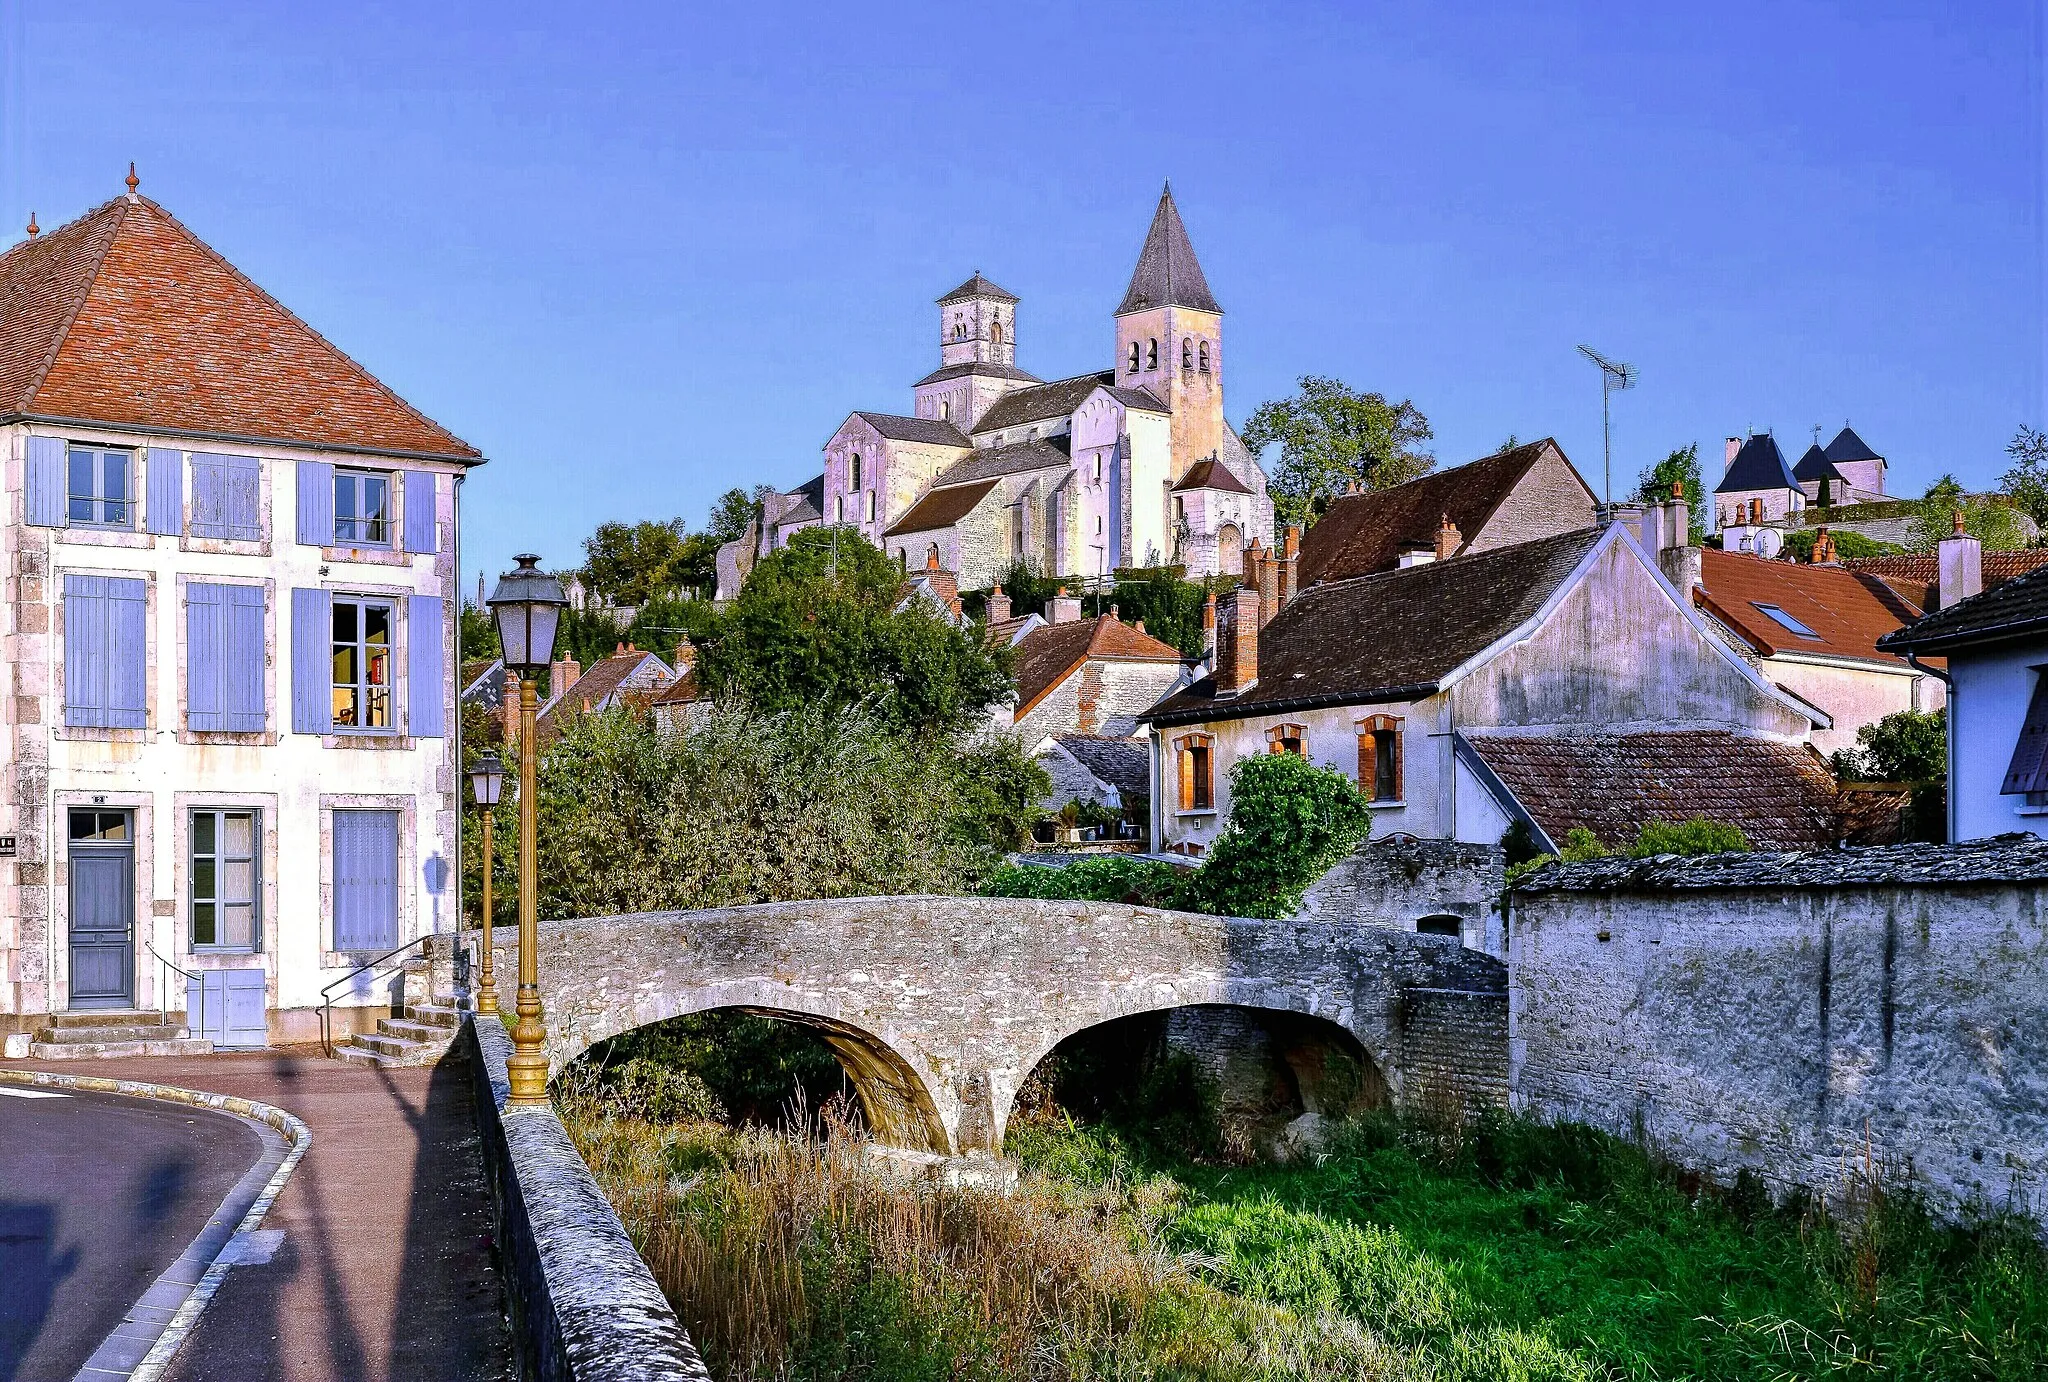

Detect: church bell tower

[938,272,1019,368]
[1114,184,1224,477]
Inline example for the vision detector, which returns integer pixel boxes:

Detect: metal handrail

[143,938,204,1031]
[319,935,429,1057]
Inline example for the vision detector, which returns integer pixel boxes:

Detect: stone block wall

[1400,987,1511,1110]
[1293,838,1506,955]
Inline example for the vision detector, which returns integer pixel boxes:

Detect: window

[2002,669,2048,795]
[991,318,1003,346]
[1127,343,1140,373]
[332,809,399,951]
[927,542,941,567]
[187,583,267,732]
[865,491,876,523]
[1752,603,1821,639]
[940,399,951,420]
[63,573,147,729]
[1415,915,1461,938]
[191,809,259,950]
[1096,514,1104,536]
[330,598,394,731]
[333,469,391,546]
[1092,454,1103,484]
[1357,715,1402,802]
[834,495,845,523]
[1009,505,1025,557]
[850,452,862,490]
[190,453,262,541]
[1199,340,1211,372]
[1181,338,1193,370]
[68,445,133,528]
[1267,723,1305,757]
[1176,734,1214,812]
[1146,338,1158,369]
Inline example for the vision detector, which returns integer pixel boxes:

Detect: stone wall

[1293,837,1506,955]
[1511,838,2048,1222]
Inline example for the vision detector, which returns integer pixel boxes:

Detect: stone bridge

[489,895,1509,1155]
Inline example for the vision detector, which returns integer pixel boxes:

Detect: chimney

[1655,477,1701,594]
[986,589,1011,624]
[1049,585,1082,625]
[1434,514,1462,562]
[1810,526,1838,566]
[1665,479,1688,553]
[1724,437,1742,475]
[1638,501,1665,556]
[1277,525,1300,607]
[1134,619,1146,634]
[1202,589,1217,661]
[1254,538,1280,627]
[501,671,521,750]
[1937,511,1983,608]
[672,637,694,673]
[550,655,581,700]
[1243,537,1266,602]
[1214,587,1261,696]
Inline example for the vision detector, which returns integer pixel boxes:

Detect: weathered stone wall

[1512,841,2048,1221]
[1015,655,1184,744]
[1293,837,1506,955]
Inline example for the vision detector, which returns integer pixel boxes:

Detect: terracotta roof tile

[1844,550,2048,610]
[1697,549,1924,666]
[1464,729,1841,851]
[536,650,671,740]
[883,478,1000,537]
[1879,559,2048,654]
[1014,615,1184,715]
[0,196,479,459]
[1172,457,1251,494]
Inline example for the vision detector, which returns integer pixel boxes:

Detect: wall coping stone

[1515,833,2048,894]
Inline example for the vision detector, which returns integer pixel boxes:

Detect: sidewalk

[22,1045,511,1382]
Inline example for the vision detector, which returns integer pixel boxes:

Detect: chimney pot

[1434,513,1463,562]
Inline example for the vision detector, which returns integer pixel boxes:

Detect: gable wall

[1016,656,1185,743]
[1469,449,1598,554]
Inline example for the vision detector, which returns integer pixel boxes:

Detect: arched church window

[927,542,941,567]
[1146,339,1158,370]
[1181,338,1193,370]
[991,318,1003,346]
[940,399,951,420]
[850,452,862,491]
[1199,339,1211,372]
[1128,342,1140,373]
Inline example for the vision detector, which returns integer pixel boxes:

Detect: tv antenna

[1576,344,1637,506]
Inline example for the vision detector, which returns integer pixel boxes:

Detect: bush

[1630,816,1749,857]
[981,856,1187,907]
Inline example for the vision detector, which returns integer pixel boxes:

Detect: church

[716,186,1276,598]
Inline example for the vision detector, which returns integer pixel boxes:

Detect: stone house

[0,180,477,1046]
[1713,433,1806,540]
[1141,523,1838,857]
[531,645,676,746]
[1792,425,1888,506]
[718,186,1275,597]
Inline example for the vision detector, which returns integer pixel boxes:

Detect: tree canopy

[1240,376,1434,528]
[1910,475,2027,553]
[582,518,722,605]
[1999,426,2048,529]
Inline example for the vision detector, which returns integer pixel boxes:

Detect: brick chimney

[1724,437,1742,475]
[1434,513,1462,561]
[501,670,521,750]
[1243,537,1266,604]
[1214,587,1261,696]
[1277,525,1300,607]
[1049,585,1082,624]
[1938,511,1983,608]
[550,655,581,700]
[986,590,1011,623]
[1254,538,1280,628]
[672,637,694,673]
[1202,589,1217,661]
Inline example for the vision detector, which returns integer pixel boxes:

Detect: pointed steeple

[1116,182,1221,316]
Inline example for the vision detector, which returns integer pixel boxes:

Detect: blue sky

[2,1,2041,585]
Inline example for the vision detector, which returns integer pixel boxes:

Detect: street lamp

[467,750,505,1017]
[486,554,568,1107]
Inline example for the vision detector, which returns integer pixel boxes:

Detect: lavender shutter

[407,594,446,737]
[107,577,147,729]
[187,583,226,730]
[226,455,262,541]
[27,436,67,528]
[291,587,332,734]
[296,461,335,546]
[146,448,183,536]
[333,810,399,950]
[225,585,266,731]
[190,453,227,538]
[403,471,437,553]
[63,574,109,726]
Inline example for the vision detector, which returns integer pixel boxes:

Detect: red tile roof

[1014,615,1184,717]
[536,650,671,741]
[1697,549,1924,666]
[1464,730,1842,851]
[0,195,480,460]
[1844,550,2048,610]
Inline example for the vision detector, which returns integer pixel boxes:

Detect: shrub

[981,857,1186,907]
[1630,816,1748,857]
[1183,753,1375,918]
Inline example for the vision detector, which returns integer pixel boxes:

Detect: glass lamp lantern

[469,750,505,808]
[487,554,568,674]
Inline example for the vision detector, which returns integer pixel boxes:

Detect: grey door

[68,810,135,1009]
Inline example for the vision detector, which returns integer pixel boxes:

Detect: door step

[36,1022,183,1044]
[28,1038,215,1059]
[332,996,463,1068]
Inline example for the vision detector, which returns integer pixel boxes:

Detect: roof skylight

[1752,602,1822,639]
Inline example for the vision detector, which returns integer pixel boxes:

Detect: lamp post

[486,554,568,1106]
[467,750,505,1016]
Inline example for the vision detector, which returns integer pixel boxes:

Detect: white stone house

[1141,524,1841,857]
[0,184,477,1046]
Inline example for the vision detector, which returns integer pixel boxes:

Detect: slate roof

[537,649,673,741]
[933,437,1071,488]
[1145,527,1607,727]
[1844,551,2048,611]
[1824,426,1881,464]
[971,371,1115,435]
[1101,385,1169,413]
[1172,457,1252,494]
[914,361,1041,386]
[1878,559,2048,654]
[1515,832,2048,894]
[1115,185,1222,316]
[1792,444,1844,484]
[1054,734,1150,798]
[0,193,480,459]
[937,272,1017,305]
[1464,729,1840,852]
[460,658,507,713]
[1294,441,1582,587]
[883,479,1001,537]
[1697,549,1924,666]
[853,411,972,447]
[1715,435,1800,494]
[1016,615,1186,716]
[774,474,826,527]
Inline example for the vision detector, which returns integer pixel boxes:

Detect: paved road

[0,1084,262,1382]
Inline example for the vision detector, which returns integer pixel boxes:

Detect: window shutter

[226,585,266,731]
[190,453,227,538]
[27,436,67,528]
[146,449,183,536]
[403,471,437,553]
[2003,675,2048,795]
[1358,731,1377,792]
[188,583,226,731]
[333,810,399,951]
[227,455,262,541]
[408,594,446,737]
[107,578,147,728]
[1178,746,1194,812]
[296,461,335,546]
[291,587,332,734]
[63,574,109,726]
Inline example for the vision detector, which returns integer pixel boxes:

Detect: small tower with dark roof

[1115,183,1226,478]
[937,271,1018,369]
[1821,424,1886,499]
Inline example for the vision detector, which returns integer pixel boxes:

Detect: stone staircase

[333,952,466,1068]
[30,1010,215,1059]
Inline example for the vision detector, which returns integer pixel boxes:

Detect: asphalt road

[0,1085,262,1382]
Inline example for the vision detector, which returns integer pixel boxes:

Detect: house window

[332,809,399,951]
[1357,715,1403,802]
[1752,603,1821,639]
[333,469,391,546]
[1181,338,1193,369]
[330,598,394,731]
[63,573,147,729]
[68,445,134,528]
[850,453,862,490]
[1199,340,1211,372]
[1267,723,1306,757]
[1176,734,1215,812]
[191,809,259,950]
[1127,343,1140,373]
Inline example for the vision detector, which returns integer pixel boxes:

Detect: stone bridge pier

[491,896,1508,1155]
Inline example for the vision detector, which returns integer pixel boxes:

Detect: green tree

[1830,708,1947,785]
[1183,752,1375,918]
[582,518,698,606]
[458,596,499,662]
[1999,425,2048,529]
[1633,444,1707,546]
[1241,376,1434,528]
[1910,475,2026,553]
[704,486,762,546]
[700,527,1012,736]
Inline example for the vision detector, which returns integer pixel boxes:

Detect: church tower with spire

[1114,184,1224,478]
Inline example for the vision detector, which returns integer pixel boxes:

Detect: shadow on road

[0,1201,78,1382]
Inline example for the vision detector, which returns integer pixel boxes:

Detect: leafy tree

[1910,475,2026,553]
[1830,708,1946,785]
[1631,817,1748,857]
[1183,753,1375,918]
[704,486,762,546]
[1091,570,1217,658]
[1633,445,1707,546]
[1999,425,2048,528]
[583,518,699,605]
[1241,376,1434,528]
[988,558,1064,618]
[1778,528,1903,562]
[700,527,1012,736]
[458,596,499,662]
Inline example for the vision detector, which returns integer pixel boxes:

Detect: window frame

[67,444,136,530]
[1199,339,1211,372]
[332,467,393,547]
[1357,714,1404,804]
[329,595,398,735]
[189,806,262,952]
[1267,722,1306,757]
[1751,602,1822,639]
[1176,732,1216,814]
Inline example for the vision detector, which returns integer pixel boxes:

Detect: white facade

[1947,645,2044,843]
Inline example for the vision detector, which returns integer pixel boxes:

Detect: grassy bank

[558,1073,2048,1381]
